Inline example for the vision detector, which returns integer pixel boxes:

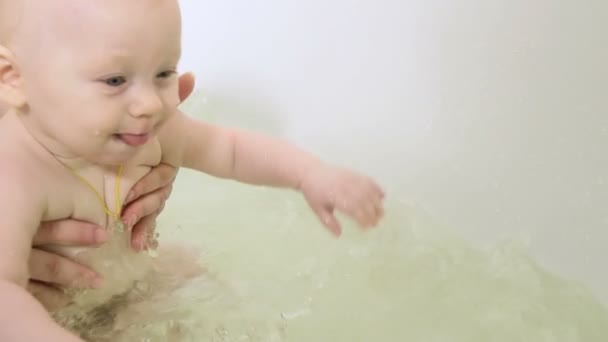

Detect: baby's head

[0,0,182,164]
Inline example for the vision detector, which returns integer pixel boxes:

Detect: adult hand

[28,219,107,311]
[122,163,177,250]
[122,71,194,250]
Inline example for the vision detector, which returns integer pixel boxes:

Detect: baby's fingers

[373,182,385,199]
[366,188,385,226]
[362,200,381,227]
[352,200,380,228]
[364,181,385,224]
[341,188,384,228]
[313,205,342,237]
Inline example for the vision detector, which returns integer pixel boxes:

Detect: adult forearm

[0,281,82,341]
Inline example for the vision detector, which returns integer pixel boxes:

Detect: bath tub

[146,1,608,340]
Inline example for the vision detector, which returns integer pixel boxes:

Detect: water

[163,1,608,338]
[55,95,608,341]
[146,169,608,341]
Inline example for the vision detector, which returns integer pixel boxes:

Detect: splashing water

[53,94,608,340]
[124,169,607,342]
[54,170,608,341]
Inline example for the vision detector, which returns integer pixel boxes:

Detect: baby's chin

[83,141,142,165]
[86,153,133,166]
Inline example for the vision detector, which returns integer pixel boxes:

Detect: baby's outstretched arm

[162,113,385,236]
[0,168,82,341]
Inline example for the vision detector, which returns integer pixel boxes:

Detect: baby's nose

[129,88,163,118]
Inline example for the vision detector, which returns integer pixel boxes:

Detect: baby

[0,0,384,340]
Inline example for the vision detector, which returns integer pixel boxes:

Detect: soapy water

[60,169,603,341]
[52,100,608,341]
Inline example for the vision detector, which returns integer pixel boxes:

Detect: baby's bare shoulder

[0,127,53,211]
[0,144,40,189]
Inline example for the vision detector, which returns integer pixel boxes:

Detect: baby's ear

[0,45,26,109]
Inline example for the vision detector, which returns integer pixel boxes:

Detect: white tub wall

[178,0,608,303]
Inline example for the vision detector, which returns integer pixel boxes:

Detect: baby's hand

[299,164,385,236]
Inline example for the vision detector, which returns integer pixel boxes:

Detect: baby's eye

[104,76,126,87]
[157,70,176,79]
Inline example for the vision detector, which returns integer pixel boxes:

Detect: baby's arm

[0,169,81,341]
[160,111,384,235]
[162,111,320,189]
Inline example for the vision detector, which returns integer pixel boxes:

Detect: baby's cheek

[168,93,180,108]
[166,86,181,111]
[164,83,180,107]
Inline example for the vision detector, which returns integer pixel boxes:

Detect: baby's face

[11,0,182,164]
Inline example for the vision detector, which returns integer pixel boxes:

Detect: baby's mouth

[115,133,150,147]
